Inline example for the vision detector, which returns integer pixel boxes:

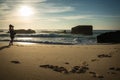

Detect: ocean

[0,29,117,45]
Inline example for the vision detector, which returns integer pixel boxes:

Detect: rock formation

[0,30,3,32]
[71,25,93,35]
[97,31,120,43]
[8,29,36,34]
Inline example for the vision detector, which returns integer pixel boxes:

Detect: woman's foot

[9,43,13,46]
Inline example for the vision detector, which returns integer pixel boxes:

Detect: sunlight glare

[19,6,33,17]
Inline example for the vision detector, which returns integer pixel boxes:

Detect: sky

[0,0,120,30]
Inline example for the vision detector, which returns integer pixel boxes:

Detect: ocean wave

[0,30,104,45]
[0,33,9,37]
[0,33,73,38]
[16,33,72,38]
[0,36,97,45]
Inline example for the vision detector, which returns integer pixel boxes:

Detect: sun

[19,6,33,17]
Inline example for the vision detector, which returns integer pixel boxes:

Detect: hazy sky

[0,0,120,30]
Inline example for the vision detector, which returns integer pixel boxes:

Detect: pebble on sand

[40,64,89,74]
[11,61,20,64]
[65,62,69,65]
[40,64,69,74]
[98,54,112,58]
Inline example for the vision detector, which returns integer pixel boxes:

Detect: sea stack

[97,31,120,43]
[71,25,93,35]
[14,29,36,34]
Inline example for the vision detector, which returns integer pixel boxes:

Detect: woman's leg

[11,37,14,45]
[9,37,14,46]
[9,40,12,46]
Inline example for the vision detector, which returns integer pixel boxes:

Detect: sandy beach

[0,42,120,80]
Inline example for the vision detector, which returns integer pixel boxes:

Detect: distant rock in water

[0,30,3,32]
[71,25,93,35]
[97,31,120,43]
[9,29,36,34]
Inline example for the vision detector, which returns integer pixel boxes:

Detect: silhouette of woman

[9,24,16,46]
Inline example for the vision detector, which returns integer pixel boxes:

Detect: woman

[9,24,16,46]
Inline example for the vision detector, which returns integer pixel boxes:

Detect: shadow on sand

[0,45,10,50]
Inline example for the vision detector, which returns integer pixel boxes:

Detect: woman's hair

[9,24,14,30]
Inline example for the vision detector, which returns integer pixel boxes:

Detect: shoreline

[0,41,120,46]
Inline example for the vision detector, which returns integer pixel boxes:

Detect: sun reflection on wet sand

[15,42,36,45]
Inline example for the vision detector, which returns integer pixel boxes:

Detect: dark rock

[82,66,89,70]
[91,59,99,62]
[89,71,96,74]
[39,64,89,74]
[61,68,69,74]
[97,31,120,43]
[70,68,77,73]
[40,64,69,74]
[109,67,115,70]
[53,67,61,72]
[40,64,49,68]
[70,66,89,74]
[98,54,112,58]
[73,66,80,70]
[92,74,97,77]
[52,66,69,74]
[116,68,120,71]
[48,65,54,69]
[0,30,3,32]
[111,72,117,74]
[77,68,86,73]
[77,66,89,73]
[98,75,104,78]
[107,72,110,74]
[64,69,69,74]
[108,72,116,74]
[109,67,120,73]
[11,61,20,64]
[59,67,65,70]
[9,29,36,34]
[65,62,69,65]
[89,72,104,78]
[71,25,93,35]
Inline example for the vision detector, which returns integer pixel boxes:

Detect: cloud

[42,14,118,22]
[48,15,92,21]
[61,15,91,20]
[21,0,47,3]
[99,15,120,18]
[0,0,75,18]
[0,3,11,17]
[34,3,74,14]
[0,3,12,11]
[0,0,46,3]
[31,15,92,22]
[88,15,120,20]
[0,0,90,23]
[0,0,47,10]
[42,6,74,13]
